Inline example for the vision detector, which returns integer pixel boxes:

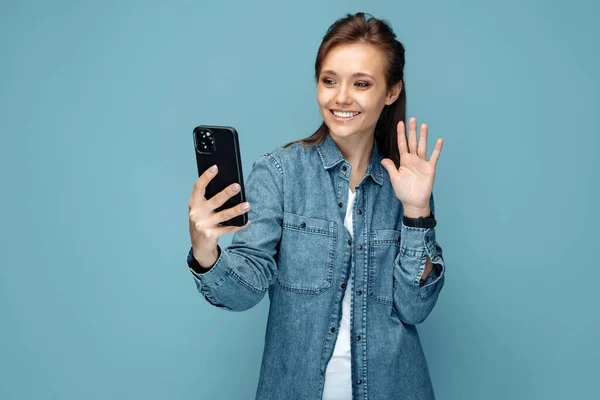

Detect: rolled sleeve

[399,224,445,290]
[392,193,446,324]
[185,152,284,311]
[187,244,229,286]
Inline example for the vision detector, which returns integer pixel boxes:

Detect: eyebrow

[320,70,376,80]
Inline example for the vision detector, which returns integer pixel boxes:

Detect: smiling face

[317,42,401,141]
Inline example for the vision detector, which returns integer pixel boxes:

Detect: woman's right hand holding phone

[188,165,251,270]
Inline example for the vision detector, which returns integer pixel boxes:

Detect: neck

[330,132,374,174]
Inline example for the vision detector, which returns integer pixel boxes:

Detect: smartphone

[193,125,247,227]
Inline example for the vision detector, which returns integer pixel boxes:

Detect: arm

[392,193,446,325]
[186,153,284,311]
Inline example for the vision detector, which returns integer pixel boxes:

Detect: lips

[330,109,361,121]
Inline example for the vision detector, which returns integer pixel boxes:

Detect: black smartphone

[193,125,247,227]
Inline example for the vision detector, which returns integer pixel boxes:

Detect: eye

[355,81,371,88]
[322,78,336,86]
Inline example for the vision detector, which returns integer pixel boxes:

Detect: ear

[385,81,403,106]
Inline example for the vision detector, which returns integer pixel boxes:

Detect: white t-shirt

[322,188,356,400]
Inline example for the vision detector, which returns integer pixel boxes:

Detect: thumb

[381,158,397,177]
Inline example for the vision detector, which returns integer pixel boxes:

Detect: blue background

[1,0,598,399]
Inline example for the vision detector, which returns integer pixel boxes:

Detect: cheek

[316,87,330,108]
[355,93,386,114]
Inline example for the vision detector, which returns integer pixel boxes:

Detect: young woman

[187,12,446,400]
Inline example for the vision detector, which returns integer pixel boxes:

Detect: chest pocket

[276,211,336,295]
[368,229,402,305]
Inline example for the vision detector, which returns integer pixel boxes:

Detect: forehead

[321,43,387,78]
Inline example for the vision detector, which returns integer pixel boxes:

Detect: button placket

[352,187,367,394]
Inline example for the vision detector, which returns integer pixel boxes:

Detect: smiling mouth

[330,110,361,120]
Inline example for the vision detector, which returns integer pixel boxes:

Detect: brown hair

[283,12,406,167]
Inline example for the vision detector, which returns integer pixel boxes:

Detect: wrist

[193,246,220,270]
[403,206,431,219]
[402,206,436,229]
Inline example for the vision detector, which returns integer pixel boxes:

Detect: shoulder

[257,141,320,174]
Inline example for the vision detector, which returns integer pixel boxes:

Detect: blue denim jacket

[187,133,446,400]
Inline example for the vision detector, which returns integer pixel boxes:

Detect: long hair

[283,12,406,167]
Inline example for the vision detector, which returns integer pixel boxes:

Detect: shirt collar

[316,132,384,186]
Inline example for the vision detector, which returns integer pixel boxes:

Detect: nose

[335,84,352,105]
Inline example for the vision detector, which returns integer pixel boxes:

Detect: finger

[396,120,408,156]
[208,201,251,226]
[429,138,443,168]
[408,117,418,154]
[190,165,218,207]
[417,123,428,160]
[207,183,242,211]
[381,158,398,177]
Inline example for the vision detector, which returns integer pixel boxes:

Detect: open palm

[381,117,443,214]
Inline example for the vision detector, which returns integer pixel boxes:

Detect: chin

[324,119,371,139]
[327,126,357,138]
[322,115,355,136]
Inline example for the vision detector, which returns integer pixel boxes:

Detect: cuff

[187,245,229,286]
[400,224,444,288]
[400,224,437,257]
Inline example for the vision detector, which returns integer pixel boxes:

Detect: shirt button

[355,335,361,340]
[341,283,346,289]
[356,379,362,385]
[331,327,336,333]
[425,236,430,243]
[342,166,347,171]
[299,222,306,229]
[357,290,362,295]
[356,209,362,215]
[356,244,363,251]
[338,202,343,208]
[347,239,352,245]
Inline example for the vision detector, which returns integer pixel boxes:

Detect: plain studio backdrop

[1,0,598,399]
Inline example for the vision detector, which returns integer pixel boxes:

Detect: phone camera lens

[195,128,216,153]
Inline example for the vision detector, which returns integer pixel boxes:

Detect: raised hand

[188,165,251,269]
[380,117,443,218]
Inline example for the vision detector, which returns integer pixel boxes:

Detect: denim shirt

[187,133,446,400]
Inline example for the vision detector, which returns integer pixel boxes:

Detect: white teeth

[332,110,359,118]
